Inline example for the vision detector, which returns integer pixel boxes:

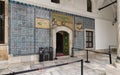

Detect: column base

[54,58,57,60]
[116,56,120,63]
[85,60,90,63]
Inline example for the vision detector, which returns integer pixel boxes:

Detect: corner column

[117,0,120,62]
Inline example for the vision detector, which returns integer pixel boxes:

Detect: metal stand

[85,50,90,63]
[54,52,57,60]
[71,48,74,57]
[109,46,112,64]
[5,59,84,75]
[109,53,112,64]
[54,57,57,60]
[81,59,83,75]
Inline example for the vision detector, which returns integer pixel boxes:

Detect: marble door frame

[52,26,73,58]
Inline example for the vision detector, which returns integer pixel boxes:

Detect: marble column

[117,0,120,62]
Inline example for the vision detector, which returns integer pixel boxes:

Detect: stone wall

[0,46,8,60]
[0,0,8,61]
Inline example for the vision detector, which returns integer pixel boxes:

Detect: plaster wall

[95,18,117,50]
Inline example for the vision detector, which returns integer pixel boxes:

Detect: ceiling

[96,0,117,22]
[97,0,116,14]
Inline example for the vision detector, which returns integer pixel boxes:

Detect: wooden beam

[99,0,117,10]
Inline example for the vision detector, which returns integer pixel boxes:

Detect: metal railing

[71,47,112,64]
[5,59,84,75]
[85,50,112,64]
[109,45,117,53]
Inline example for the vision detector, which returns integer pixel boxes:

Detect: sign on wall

[52,12,74,30]
[35,18,50,29]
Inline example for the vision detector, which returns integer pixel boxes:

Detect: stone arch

[52,26,73,58]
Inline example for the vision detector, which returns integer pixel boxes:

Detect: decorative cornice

[8,0,113,21]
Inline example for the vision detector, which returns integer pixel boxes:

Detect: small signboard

[36,18,50,29]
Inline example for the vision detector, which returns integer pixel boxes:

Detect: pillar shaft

[117,0,120,61]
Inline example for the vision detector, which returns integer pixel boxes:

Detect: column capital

[117,0,120,60]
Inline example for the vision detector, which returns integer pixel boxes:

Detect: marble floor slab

[0,53,117,75]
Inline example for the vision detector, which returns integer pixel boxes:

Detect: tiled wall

[34,8,50,53]
[75,16,95,30]
[35,29,50,53]
[9,1,95,56]
[73,31,84,49]
[9,3,35,55]
[74,16,94,49]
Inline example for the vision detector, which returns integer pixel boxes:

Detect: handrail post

[109,53,112,64]
[81,59,83,75]
[85,50,90,63]
[109,46,112,64]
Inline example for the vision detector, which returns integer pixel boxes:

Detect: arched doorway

[56,31,69,56]
[52,26,73,58]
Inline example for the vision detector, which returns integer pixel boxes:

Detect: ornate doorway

[56,31,69,56]
[52,26,73,58]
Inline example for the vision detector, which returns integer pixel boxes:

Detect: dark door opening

[56,31,69,56]
[56,32,63,53]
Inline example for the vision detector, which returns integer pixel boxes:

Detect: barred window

[0,1,5,44]
[51,0,60,3]
[86,31,93,48]
[87,0,92,12]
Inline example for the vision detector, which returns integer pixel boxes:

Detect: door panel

[63,32,69,55]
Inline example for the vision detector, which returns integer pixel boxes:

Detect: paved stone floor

[0,52,117,75]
